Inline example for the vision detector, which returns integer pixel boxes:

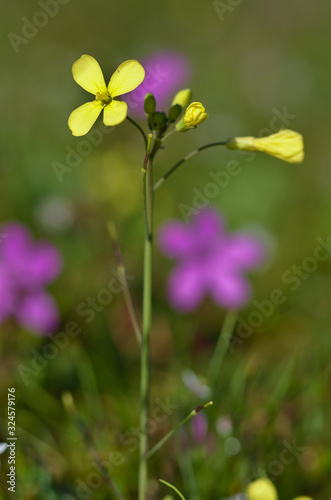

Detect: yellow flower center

[95,91,112,106]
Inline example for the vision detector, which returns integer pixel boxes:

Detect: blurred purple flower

[0,222,62,335]
[192,413,208,444]
[124,51,191,116]
[158,209,266,312]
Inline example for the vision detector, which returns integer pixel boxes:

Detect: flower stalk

[146,401,213,460]
[153,141,227,191]
[138,133,154,500]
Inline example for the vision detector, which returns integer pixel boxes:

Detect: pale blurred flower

[181,369,211,399]
[216,415,233,437]
[35,196,74,233]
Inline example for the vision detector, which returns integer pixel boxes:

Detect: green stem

[161,128,177,143]
[153,141,227,191]
[159,480,187,500]
[146,401,213,460]
[207,310,238,394]
[138,134,153,500]
[127,116,148,149]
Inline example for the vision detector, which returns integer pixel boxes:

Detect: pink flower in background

[0,222,62,335]
[158,209,266,312]
[124,51,191,116]
[192,413,208,444]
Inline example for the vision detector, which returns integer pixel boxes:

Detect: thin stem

[146,401,213,460]
[207,310,238,394]
[161,128,177,143]
[108,221,142,345]
[159,480,187,500]
[138,134,153,500]
[127,116,148,149]
[153,141,227,191]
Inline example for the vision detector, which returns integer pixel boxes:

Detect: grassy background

[1,0,331,498]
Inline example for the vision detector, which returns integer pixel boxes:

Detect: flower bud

[168,104,182,123]
[171,88,192,108]
[226,129,304,163]
[246,478,278,500]
[176,102,208,132]
[144,93,156,115]
[150,111,167,132]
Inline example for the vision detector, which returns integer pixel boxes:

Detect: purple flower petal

[0,222,62,289]
[124,52,191,116]
[23,242,62,288]
[158,222,194,258]
[209,270,252,309]
[0,221,62,335]
[0,223,32,266]
[167,263,206,312]
[0,264,17,322]
[225,235,266,268]
[193,209,225,240]
[15,291,60,335]
[158,208,266,312]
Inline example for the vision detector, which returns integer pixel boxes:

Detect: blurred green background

[1,0,331,498]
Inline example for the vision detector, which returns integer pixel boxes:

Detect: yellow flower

[176,102,208,132]
[226,129,304,163]
[291,497,314,500]
[68,55,145,136]
[246,478,278,500]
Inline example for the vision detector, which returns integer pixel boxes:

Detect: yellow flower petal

[103,100,128,126]
[226,129,304,164]
[72,55,107,95]
[68,101,103,136]
[253,129,304,163]
[108,60,145,97]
